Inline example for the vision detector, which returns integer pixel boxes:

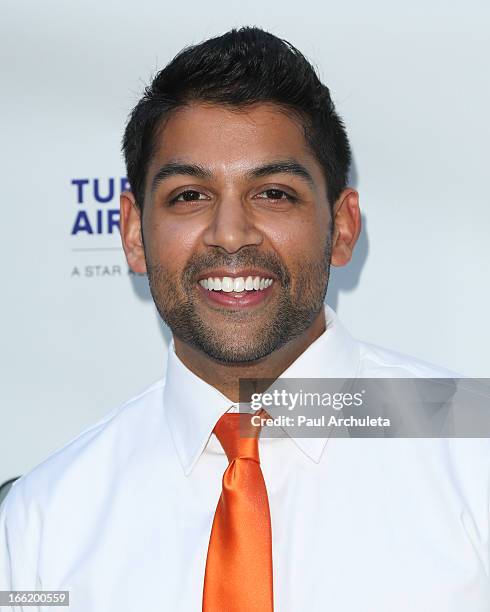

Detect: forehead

[148,102,323,180]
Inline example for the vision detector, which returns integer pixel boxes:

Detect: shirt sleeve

[0,478,42,593]
[0,499,12,588]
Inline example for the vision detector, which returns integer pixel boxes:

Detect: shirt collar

[163,304,360,475]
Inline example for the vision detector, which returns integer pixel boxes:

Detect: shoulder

[2,377,168,518]
[357,340,462,378]
[355,340,490,506]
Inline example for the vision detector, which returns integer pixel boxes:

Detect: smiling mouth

[198,275,274,293]
[196,274,275,308]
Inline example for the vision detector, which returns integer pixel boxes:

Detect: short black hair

[122,26,351,210]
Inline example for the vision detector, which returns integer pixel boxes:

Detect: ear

[330,188,361,267]
[119,191,147,274]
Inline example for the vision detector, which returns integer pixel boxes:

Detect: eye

[255,189,298,203]
[169,190,209,205]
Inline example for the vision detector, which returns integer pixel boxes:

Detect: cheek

[264,214,328,265]
[144,216,202,269]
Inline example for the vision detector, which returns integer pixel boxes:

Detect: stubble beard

[145,239,332,364]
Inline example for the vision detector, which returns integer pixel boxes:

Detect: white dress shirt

[1,304,489,611]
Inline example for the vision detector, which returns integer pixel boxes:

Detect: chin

[194,338,280,365]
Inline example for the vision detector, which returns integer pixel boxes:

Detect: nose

[202,195,263,253]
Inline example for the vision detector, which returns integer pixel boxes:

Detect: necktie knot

[213,411,262,463]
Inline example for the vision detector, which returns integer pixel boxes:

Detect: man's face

[137,102,334,363]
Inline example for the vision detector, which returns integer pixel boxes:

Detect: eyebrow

[150,158,316,193]
[247,159,315,189]
[150,162,212,193]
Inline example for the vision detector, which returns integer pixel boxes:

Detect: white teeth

[221,277,234,292]
[233,277,245,292]
[199,276,274,292]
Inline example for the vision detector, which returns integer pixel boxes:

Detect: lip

[197,280,274,309]
[196,268,278,282]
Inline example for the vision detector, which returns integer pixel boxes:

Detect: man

[1,26,489,612]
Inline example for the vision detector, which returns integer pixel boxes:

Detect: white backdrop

[1,0,489,485]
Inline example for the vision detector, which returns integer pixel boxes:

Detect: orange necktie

[202,411,274,612]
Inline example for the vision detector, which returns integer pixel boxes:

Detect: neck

[173,308,327,402]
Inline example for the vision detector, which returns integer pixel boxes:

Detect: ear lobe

[119,191,147,274]
[330,189,361,267]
